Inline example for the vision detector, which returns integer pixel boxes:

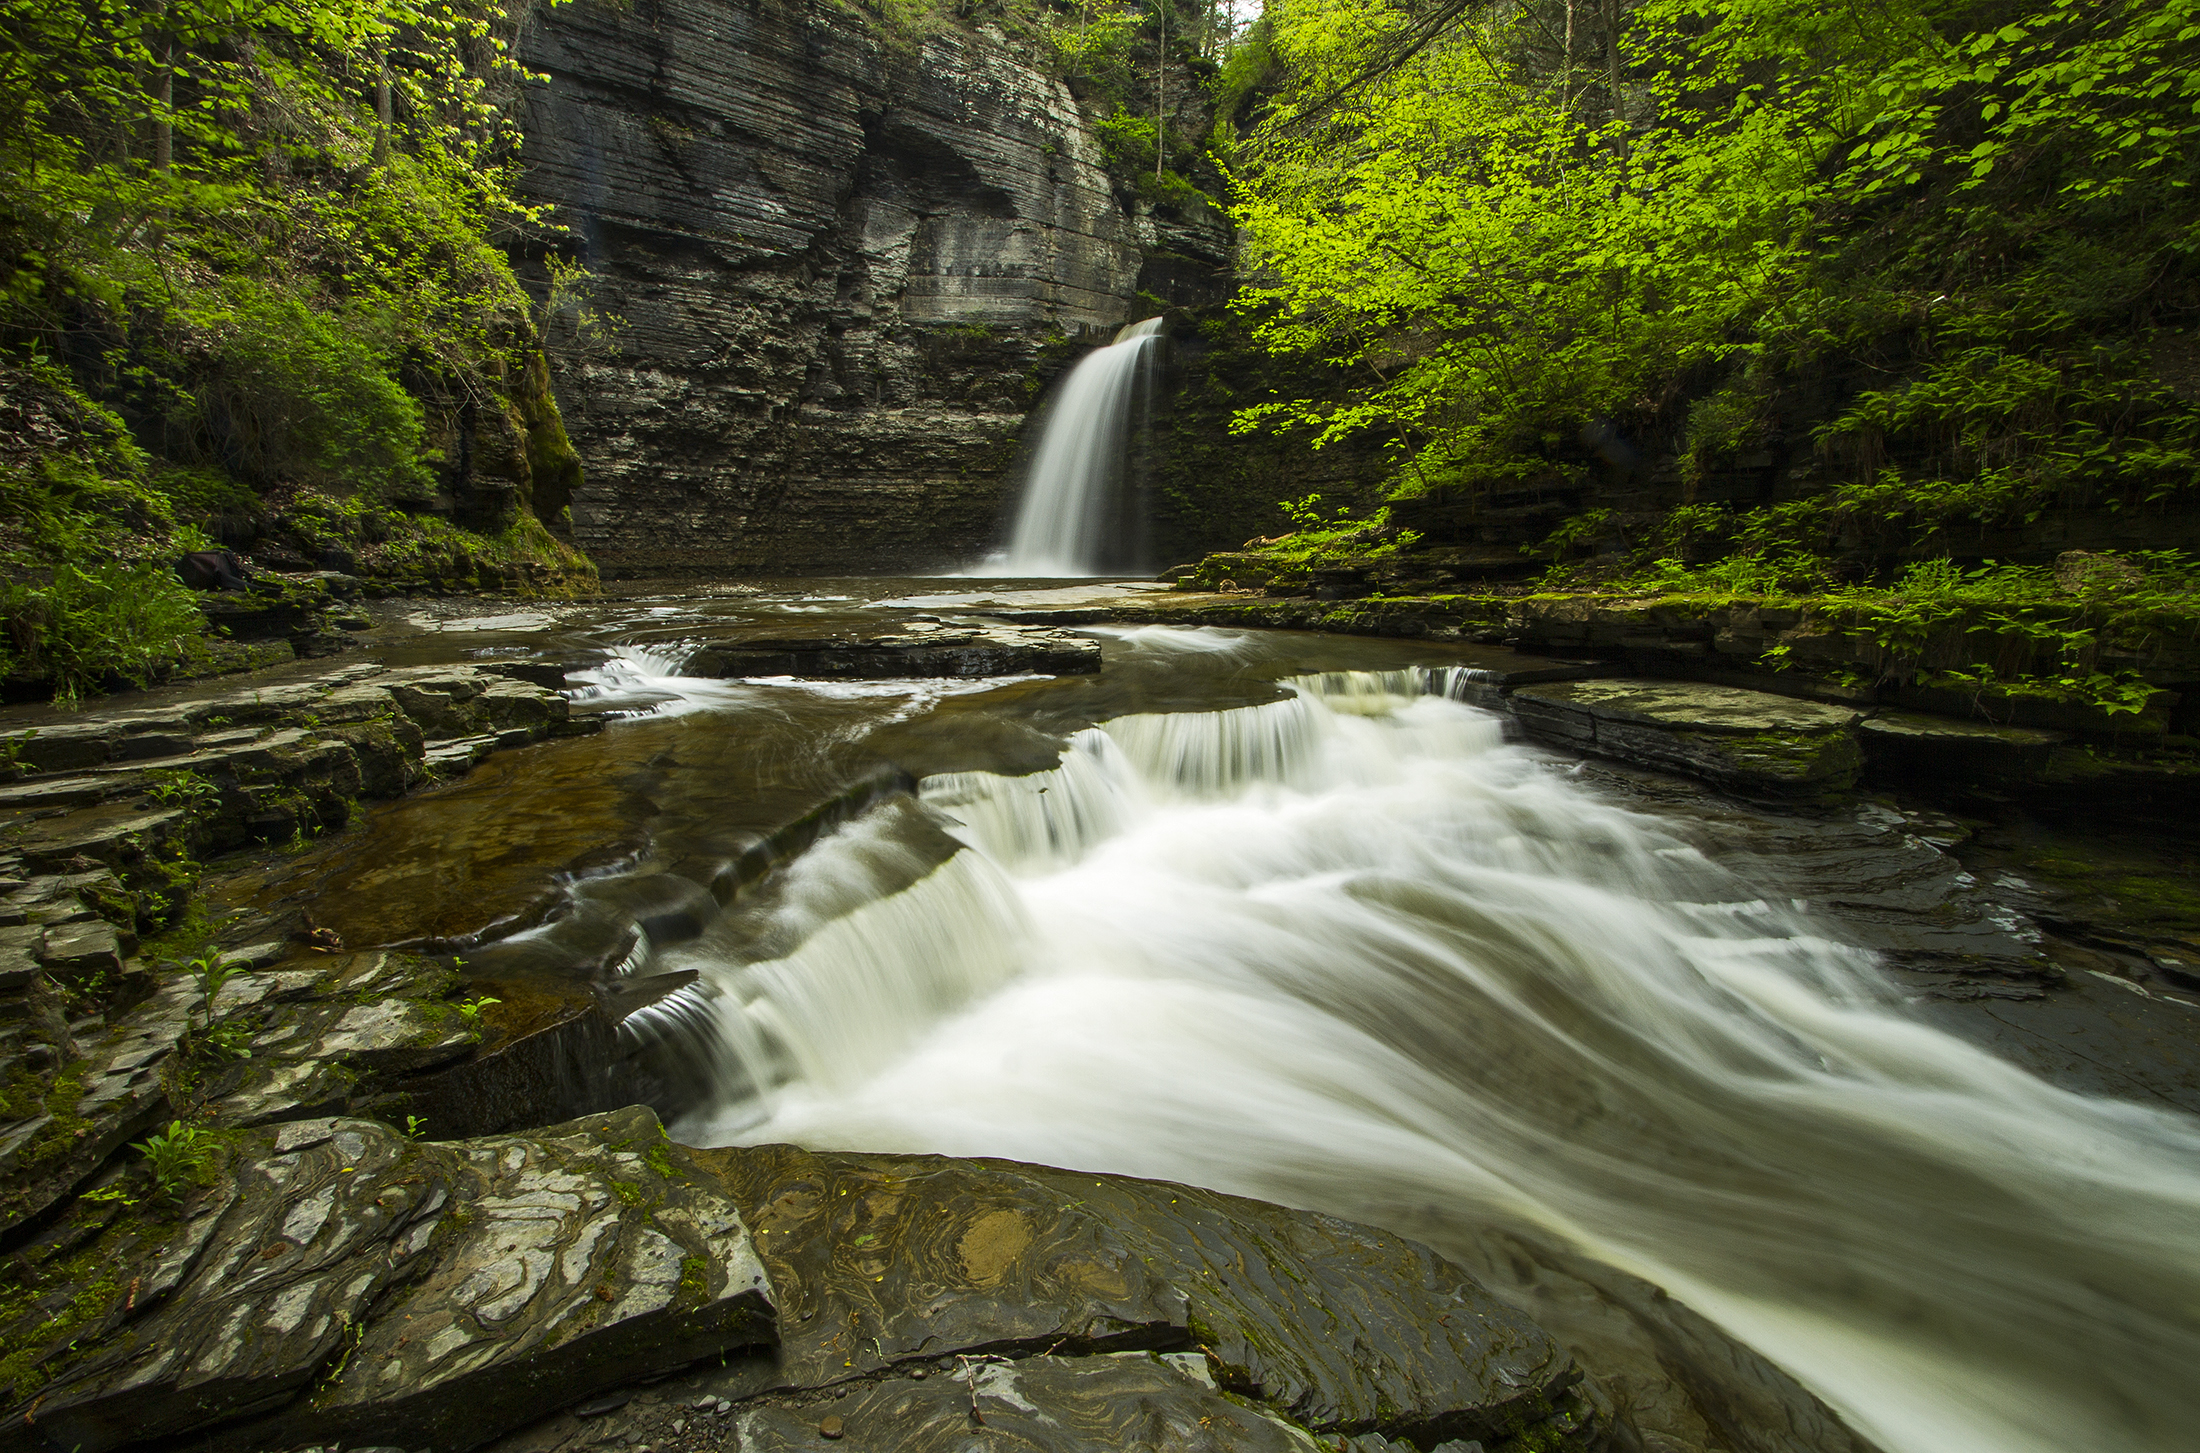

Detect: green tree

[1226,0,2200,565]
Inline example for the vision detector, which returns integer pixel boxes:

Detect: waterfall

[975,317,1165,577]
[666,667,2200,1453]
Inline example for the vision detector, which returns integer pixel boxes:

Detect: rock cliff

[513,0,1232,577]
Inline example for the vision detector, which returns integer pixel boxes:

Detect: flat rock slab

[201,950,476,1126]
[690,1144,1576,1447]
[729,1351,1322,1452]
[5,1109,774,1453]
[685,622,1102,680]
[1858,709,2067,782]
[1511,681,1863,798]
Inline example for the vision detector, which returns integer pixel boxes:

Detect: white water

[974,318,1165,577]
[676,666,2200,1453]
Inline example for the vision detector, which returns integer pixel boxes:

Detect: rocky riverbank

[8,588,2191,1453]
[0,614,1621,1453]
[984,583,2200,820]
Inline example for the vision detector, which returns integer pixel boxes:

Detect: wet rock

[0,973,189,1236]
[0,872,133,931]
[1858,709,2066,783]
[478,678,569,733]
[204,950,477,1126]
[480,661,577,691]
[512,0,1222,576]
[693,1144,1578,1447]
[39,920,132,980]
[1511,680,1863,799]
[0,775,133,812]
[686,622,1102,681]
[1,722,124,775]
[14,806,189,880]
[390,992,651,1143]
[5,1108,775,1453]
[732,1352,1317,1452]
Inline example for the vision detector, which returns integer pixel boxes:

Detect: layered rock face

[514,0,1229,576]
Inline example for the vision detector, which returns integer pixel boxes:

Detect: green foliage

[456,994,500,1020]
[1226,0,2200,563]
[1530,508,1614,562]
[1603,549,2200,717]
[1251,500,1420,566]
[188,282,430,499]
[0,0,593,698]
[279,492,597,594]
[0,561,209,701]
[182,948,243,1029]
[1042,0,1145,87]
[145,769,221,816]
[132,1120,220,1200]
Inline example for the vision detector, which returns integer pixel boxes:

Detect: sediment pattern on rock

[1,1109,773,1453]
[2,1113,1601,1453]
[670,1143,1585,1449]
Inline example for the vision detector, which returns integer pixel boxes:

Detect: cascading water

[668,662,2200,1453]
[975,318,1165,577]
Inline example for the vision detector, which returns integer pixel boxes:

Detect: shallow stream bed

[235,578,2200,1453]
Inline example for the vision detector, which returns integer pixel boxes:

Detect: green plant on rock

[144,769,220,818]
[182,949,242,1028]
[455,994,501,1021]
[132,1120,219,1201]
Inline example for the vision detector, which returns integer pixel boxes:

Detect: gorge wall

[512,0,1232,578]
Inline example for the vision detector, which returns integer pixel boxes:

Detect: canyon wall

[513,0,1231,577]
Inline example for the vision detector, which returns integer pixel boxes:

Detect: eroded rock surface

[513,0,1232,575]
[685,621,1103,681]
[1511,680,1864,799]
[492,1143,1591,1453]
[1,1109,772,1453]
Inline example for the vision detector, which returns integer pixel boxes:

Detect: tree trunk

[153,38,173,176]
[1156,0,1166,178]
[374,51,392,165]
[1603,0,1629,172]
[1561,0,1575,113]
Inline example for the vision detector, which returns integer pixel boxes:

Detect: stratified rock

[512,0,1231,576]
[691,1144,1580,1448]
[1858,709,2066,783]
[1510,680,1863,799]
[0,973,188,1234]
[202,950,476,1127]
[685,621,1102,680]
[3,1109,774,1453]
[729,1351,1321,1452]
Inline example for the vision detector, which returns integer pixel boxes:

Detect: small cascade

[565,639,742,720]
[680,852,1031,1107]
[977,318,1165,577]
[922,731,1143,874]
[665,667,2200,1453]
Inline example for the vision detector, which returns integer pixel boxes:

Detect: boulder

[726,1351,1322,1451]
[1510,680,1863,799]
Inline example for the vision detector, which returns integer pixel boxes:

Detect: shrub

[187,282,431,501]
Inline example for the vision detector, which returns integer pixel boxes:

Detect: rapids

[241,590,2200,1453]
[656,641,2200,1453]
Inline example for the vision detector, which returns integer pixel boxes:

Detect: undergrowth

[1586,550,2200,718]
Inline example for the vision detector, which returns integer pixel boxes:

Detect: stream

[249,580,2200,1453]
